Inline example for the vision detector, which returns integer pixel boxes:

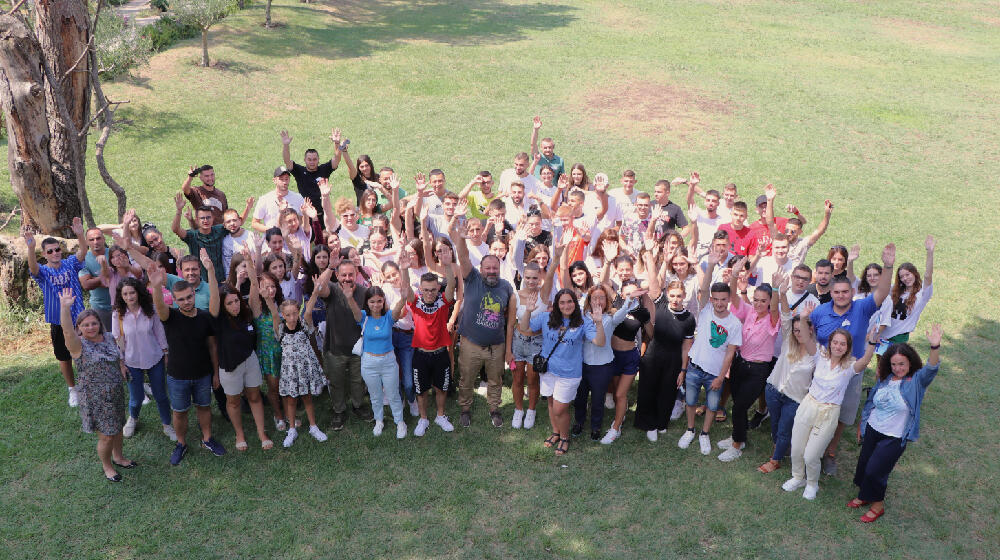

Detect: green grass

[2,0,1000,557]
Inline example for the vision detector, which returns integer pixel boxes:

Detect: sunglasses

[46,247,62,255]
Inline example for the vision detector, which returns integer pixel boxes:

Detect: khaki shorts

[219,352,264,396]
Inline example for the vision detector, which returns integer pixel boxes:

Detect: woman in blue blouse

[850,324,942,523]
[521,288,605,456]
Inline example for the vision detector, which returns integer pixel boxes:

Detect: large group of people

[28,117,942,523]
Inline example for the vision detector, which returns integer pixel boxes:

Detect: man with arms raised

[280,128,342,227]
[252,167,305,234]
[182,165,228,225]
[529,116,564,182]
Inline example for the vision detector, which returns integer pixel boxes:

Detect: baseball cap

[274,166,290,177]
[755,195,768,207]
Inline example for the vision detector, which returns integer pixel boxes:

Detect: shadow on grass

[111,105,200,143]
[227,0,579,61]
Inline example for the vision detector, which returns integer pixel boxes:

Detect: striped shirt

[31,255,85,325]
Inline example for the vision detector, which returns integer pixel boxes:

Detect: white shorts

[540,372,582,404]
[219,352,263,396]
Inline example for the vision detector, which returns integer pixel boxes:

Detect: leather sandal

[543,432,559,448]
[555,438,570,456]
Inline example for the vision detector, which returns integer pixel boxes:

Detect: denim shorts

[684,363,722,411]
[512,331,543,363]
[612,348,640,377]
[166,375,212,412]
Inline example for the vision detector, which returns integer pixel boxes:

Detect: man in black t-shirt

[807,259,834,304]
[280,128,342,227]
[149,253,226,466]
[651,179,690,239]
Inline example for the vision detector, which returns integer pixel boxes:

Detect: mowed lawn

[2,0,999,558]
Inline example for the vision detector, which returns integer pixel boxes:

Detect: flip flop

[715,409,728,422]
[555,438,570,456]
[261,439,274,450]
[695,405,706,416]
[235,441,249,452]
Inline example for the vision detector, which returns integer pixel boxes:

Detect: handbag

[351,317,368,356]
[533,326,567,374]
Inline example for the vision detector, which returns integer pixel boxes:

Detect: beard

[483,274,500,288]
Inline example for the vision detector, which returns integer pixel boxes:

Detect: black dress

[634,296,696,431]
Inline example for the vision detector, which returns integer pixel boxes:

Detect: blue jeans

[765,383,800,461]
[393,330,415,403]
[166,375,212,412]
[684,363,722,411]
[574,362,616,431]
[361,352,404,424]
[127,358,171,425]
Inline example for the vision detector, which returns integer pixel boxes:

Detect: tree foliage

[94,14,153,79]
[171,0,238,66]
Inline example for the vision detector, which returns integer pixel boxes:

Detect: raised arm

[872,243,895,306]
[147,262,170,322]
[304,284,322,328]
[643,250,661,299]
[441,245,459,304]
[925,323,941,367]
[245,251,262,318]
[59,288,83,359]
[686,173,700,212]
[181,167,196,196]
[71,217,87,261]
[769,269,784,325]
[589,306,606,348]
[330,127,344,170]
[764,184,778,239]
[318,178,340,234]
[529,116,542,158]
[23,231,40,276]
[457,175,482,201]
[846,243,859,284]
[854,327,879,373]
[924,235,935,286]
[450,218,473,280]
[804,200,833,248]
[698,252,719,306]
[171,192,187,240]
[798,302,818,355]
[280,130,294,170]
[519,291,539,332]
[205,250,220,317]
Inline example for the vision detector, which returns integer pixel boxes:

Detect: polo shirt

[810,295,878,359]
[165,274,211,310]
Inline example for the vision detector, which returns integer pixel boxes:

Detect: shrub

[95,13,153,79]
[141,16,201,52]
[151,0,170,11]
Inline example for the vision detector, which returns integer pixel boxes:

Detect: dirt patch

[579,80,737,145]
[0,321,50,359]
[874,17,974,55]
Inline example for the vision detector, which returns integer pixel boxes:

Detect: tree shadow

[224,0,579,60]
[110,105,200,142]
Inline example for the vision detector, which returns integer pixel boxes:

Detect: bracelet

[868,341,877,346]
[930,344,940,350]
[679,368,687,373]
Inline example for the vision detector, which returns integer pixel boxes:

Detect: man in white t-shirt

[221,207,258,277]
[686,172,724,259]
[498,152,539,198]
[780,199,833,266]
[421,169,448,218]
[608,169,639,223]
[501,181,530,225]
[755,233,797,283]
[251,166,305,233]
[678,251,743,455]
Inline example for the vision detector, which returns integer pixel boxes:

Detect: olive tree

[171,0,238,67]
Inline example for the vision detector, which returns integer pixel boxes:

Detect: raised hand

[95,255,107,269]
[689,171,700,186]
[925,235,936,252]
[848,243,860,262]
[23,231,35,250]
[318,177,331,197]
[707,250,721,267]
[199,248,213,271]
[557,174,570,190]
[594,173,609,192]
[71,217,84,237]
[533,115,542,130]
[280,130,292,145]
[824,199,834,213]
[533,151,541,164]
[397,249,412,270]
[301,199,318,220]
[414,173,427,193]
[184,208,193,224]
[800,300,817,317]
[771,268,786,288]
[59,287,75,308]
[174,192,186,211]
[389,173,400,191]
[602,240,618,261]
[330,127,342,145]
[732,256,748,274]
[642,232,656,253]
[926,323,942,347]
[454,199,469,217]
[785,204,799,215]
[312,275,324,296]
[146,261,166,287]
[246,196,256,210]
[765,183,776,201]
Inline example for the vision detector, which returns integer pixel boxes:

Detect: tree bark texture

[0,14,84,236]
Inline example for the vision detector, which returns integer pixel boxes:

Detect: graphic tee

[687,305,743,377]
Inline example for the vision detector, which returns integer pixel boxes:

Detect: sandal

[261,439,274,450]
[860,507,884,523]
[113,459,138,469]
[695,405,706,416]
[235,441,249,452]
[847,498,870,509]
[715,409,728,423]
[543,432,560,448]
[757,459,781,474]
[555,438,570,456]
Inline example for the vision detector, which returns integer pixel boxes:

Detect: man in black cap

[251,166,306,234]
[182,165,228,225]
[280,128,344,228]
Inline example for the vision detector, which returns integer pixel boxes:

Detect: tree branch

[77,99,129,139]
[6,0,28,16]
[88,35,128,222]
[60,37,94,86]
[0,207,21,231]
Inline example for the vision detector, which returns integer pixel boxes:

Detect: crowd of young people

[29,118,942,522]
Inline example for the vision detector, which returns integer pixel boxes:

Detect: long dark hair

[857,263,882,295]
[304,245,331,295]
[114,277,154,317]
[357,154,376,182]
[220,284,251,327]
[567,260,592,291]
[362,286,388,317]
[548,288,583,329]
[892,262,922,317]
[258,270,284,314]
[877,343,923,381]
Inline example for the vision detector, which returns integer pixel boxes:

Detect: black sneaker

[201,437,226,456]
[490,410,503,428]
[330,412,346,431]
[748,409,769,430]
[459,410,471,428]
[169,443,188,466]
[353,405,375,423]
[571,424,583,437]
[590,430,600,441]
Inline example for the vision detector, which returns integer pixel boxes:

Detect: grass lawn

[2,0,1000,557]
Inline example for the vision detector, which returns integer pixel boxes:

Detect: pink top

[729,297,780,362]
[111,308,168,370]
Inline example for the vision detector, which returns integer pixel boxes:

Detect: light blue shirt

[359,311,394,354]
[529,314,597,379]
[583,299,636,366]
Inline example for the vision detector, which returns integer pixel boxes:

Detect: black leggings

[730,357,774,444]
[633,354,681,431]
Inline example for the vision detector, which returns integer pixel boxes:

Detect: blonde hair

[334,197,355,216]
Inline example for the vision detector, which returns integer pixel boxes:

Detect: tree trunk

[265,0,272,28]
[0,15,82,237]
[201,28,209,67]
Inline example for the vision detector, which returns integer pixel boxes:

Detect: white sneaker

[373,420,384,437]
[524,409,536,429]
[434,415,454,432]
[123,417,137,438]
[142,395,151,406]
[802,483,819,500]
[718,445,743,462]
[604,393,615,409]
[658,428,668,434]
[717,437,733,450]
[511,409,525,429]
[678,429,696,449]
[68,387,79,407]
[600,427,620,445]
[646,430,658,442]
[396,421,407,439]
[408,400,419,417]
[309,425,328,442]
[162,423,177,441]
[670,398,685,420]
[476,381,488,396]
[283,428,298,448]
[275,418,287,432]
[782,477,806,492]
[698,434,712,455]
[414,418,430,437]
[143,382,153,397]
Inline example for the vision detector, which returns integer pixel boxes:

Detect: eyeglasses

[341,213,357,218]
[45,248,62,255]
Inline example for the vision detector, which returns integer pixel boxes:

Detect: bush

[106,0,131,6]
[95,13,153,79]
[151,0,170,11]
[141,16,201,52]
